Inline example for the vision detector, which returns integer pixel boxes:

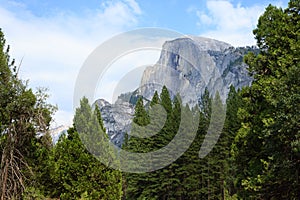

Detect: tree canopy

[234,0,300,198]
[0,29,56,200]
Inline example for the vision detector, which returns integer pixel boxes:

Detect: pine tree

[95,104,106,132]
[150,91,160,107]
[0,29,55,200]
[197,88,212,199]
[160,86,172,115]
[124,90,187,199]
[221,85,243,198]
[233,1,300,198]
[123,96,151,199]
[133,97,150,127]
[199,91,226,200]
[46,97,122,199]
[172,102,202,199]
[127,97,150,152]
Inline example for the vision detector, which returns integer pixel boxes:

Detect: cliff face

[96,36,257,147]
[139,37,255,103]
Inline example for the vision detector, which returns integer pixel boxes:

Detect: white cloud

[0,0,142,126]
[95,50,161,103]
[196,0,276,46]
[52,110,74,128]
[124,0,142,15]
[100,0,141,27]
[197,11,214,25]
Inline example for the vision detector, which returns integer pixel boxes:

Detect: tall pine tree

[233,0,300,198]
[0,29,55,200]
[46,97,123,199]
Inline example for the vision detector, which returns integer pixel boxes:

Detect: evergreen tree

[95,104,106,132]
[221,85,243,198]
[172,102,201,199]
[233,1,300,198]
[160,86,172,115]
[150,91,160,107]
[195,88,211,199]
[198,91,226,200]
[123,96,151,199]
[127,97,150,152]
[0,29,55,200]
[46,97,122,199]
[155,86,173,148]
[124,90,185,199]
[133,97,150,127]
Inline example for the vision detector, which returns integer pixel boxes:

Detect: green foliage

[22,187,49,200]
[133,97,150,126]
[234,1,300,198]
[0,28,56,200]
[44,98,123,200]
[160,86,172,115]
[150,91,160,107]
[123,89,173,199]
[95,104,106,132]
[1,1,299,198]
[124,88,228,200]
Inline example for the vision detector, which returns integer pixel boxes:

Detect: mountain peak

[140,36,253,103]
[164,36,232,52]
[96,36,255,147]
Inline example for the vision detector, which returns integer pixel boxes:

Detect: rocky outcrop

[94,99,134,147]
[95,36,257,147]
[139,36,256,104]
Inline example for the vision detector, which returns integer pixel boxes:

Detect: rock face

[96,36,257,146]
[94,99,134,147]
[140,36,255,103]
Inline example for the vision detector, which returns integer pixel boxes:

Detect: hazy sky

[0,0,289,126]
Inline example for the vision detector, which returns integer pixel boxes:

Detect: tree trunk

[0,132,26,200]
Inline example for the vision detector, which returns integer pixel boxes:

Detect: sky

[0,0,289,127]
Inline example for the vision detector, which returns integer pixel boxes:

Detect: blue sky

[1,0,288,36]
[0,0,289,126]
